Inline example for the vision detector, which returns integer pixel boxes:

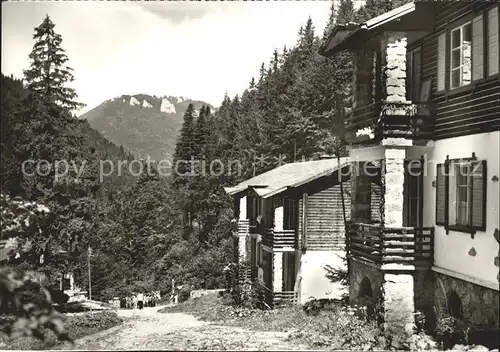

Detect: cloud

[137,2,228,24]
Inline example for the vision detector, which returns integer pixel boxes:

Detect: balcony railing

[237,219,250,235]
[247,265,258,281]
[261,228,296,250]
[258,283,298,308]
[273,291,298,306]
[345,101,435,144]
[346,222,434,268]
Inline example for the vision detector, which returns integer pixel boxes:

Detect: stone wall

[382,32,407,102]
[383,273,415,339]
[413,270,435,320]
[190,289,225,300]
[273,252,283,292]
[433,272,499,329]
[349,258,384,306]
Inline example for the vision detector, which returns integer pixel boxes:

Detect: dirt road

[60,306,311,350]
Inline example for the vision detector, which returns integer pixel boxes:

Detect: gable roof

[320,2,432,56]
[224,157,349,199]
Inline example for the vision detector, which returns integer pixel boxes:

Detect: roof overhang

[224,158,351,199]
[320,2,434,57]
[223,184,268,196]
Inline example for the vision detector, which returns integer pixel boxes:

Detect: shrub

[1,310,123,350]
[302,298,338,316]
[178,286,191,302]
[434,315,467,350]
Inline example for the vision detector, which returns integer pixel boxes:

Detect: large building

[224,158,351,306]
[320,0,499,341]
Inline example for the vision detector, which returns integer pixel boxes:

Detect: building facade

[225,158,351,306]
[320,0,499,341]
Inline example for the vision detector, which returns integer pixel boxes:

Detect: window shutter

[437,33,446,92]
[472,14,484,81]
[436,163,446,225]
[487,6,499,76]
[370,183,381,223]
[301,192,308,251]
[471,160,487,230]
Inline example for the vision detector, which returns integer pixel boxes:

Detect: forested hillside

[1,0,411,311]
[81,94,214,161]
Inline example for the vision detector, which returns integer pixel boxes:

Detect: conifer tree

[193,105,209,159]
[323,1,337,40]
[23,15,84,112]
[173,103,196,185]
[2,16,102,281]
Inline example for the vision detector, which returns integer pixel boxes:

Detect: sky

[1,0,345,115]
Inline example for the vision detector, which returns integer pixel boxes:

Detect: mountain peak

[80,93,213,161]
[160,97,176,114]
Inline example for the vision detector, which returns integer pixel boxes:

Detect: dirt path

[60,306,311,350]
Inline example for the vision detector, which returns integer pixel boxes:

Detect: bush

[49,290,70,304]
[66,311,122,334]
[225,278,270,310]
[434,315,467,350]
[302,298,338,316]
[1,310,123,350]
[178,286,191,303]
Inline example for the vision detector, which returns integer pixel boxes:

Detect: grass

[0,310,123,350]
[160,293,383,349]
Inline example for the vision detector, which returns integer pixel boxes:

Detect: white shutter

[472,14,484,81]
[488,6,499,76]
[437,33,446,92]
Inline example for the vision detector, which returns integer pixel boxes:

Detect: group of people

[123,292,160,310]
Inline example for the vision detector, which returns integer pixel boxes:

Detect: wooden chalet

[320,0,499,340]
[224,158,351,306]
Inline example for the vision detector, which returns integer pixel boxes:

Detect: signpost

[88,245,92,314]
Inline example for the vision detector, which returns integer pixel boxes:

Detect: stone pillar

[383,274,415,341]
[238,221,249,262]
[239,196,247,220]
[382,148,415,343]
[69,273,75,292]
[274,205,284,231]
[382,32,407,103]
[273,252,283,292]
[237,220,249,283]
[384,149,405,227]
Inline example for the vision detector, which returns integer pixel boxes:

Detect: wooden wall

[297,175,352,251]
[417,2,500,139]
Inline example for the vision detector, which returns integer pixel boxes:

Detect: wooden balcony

[237,219,250,235]
[345,101,435,145]
[346,222,434,269]
[261,228,296,250]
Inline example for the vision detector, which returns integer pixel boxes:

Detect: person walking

[137,292,144,310]
[132,293,138,310]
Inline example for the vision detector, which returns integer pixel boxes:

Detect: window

[257,242,263,266]
[435,159,487,235]
[454,164,472,226]
[487,6,499,76]
[450,22,472,89]
[251,238,257,267]
[437,5,499,92]
[283,198,296,230]
[407,47,422,101]
[355,50,374,107]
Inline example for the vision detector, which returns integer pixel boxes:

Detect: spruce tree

[23,15,84,112]
[193,105,209,159]
[173,103,196,185]
[4,16,102,281]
